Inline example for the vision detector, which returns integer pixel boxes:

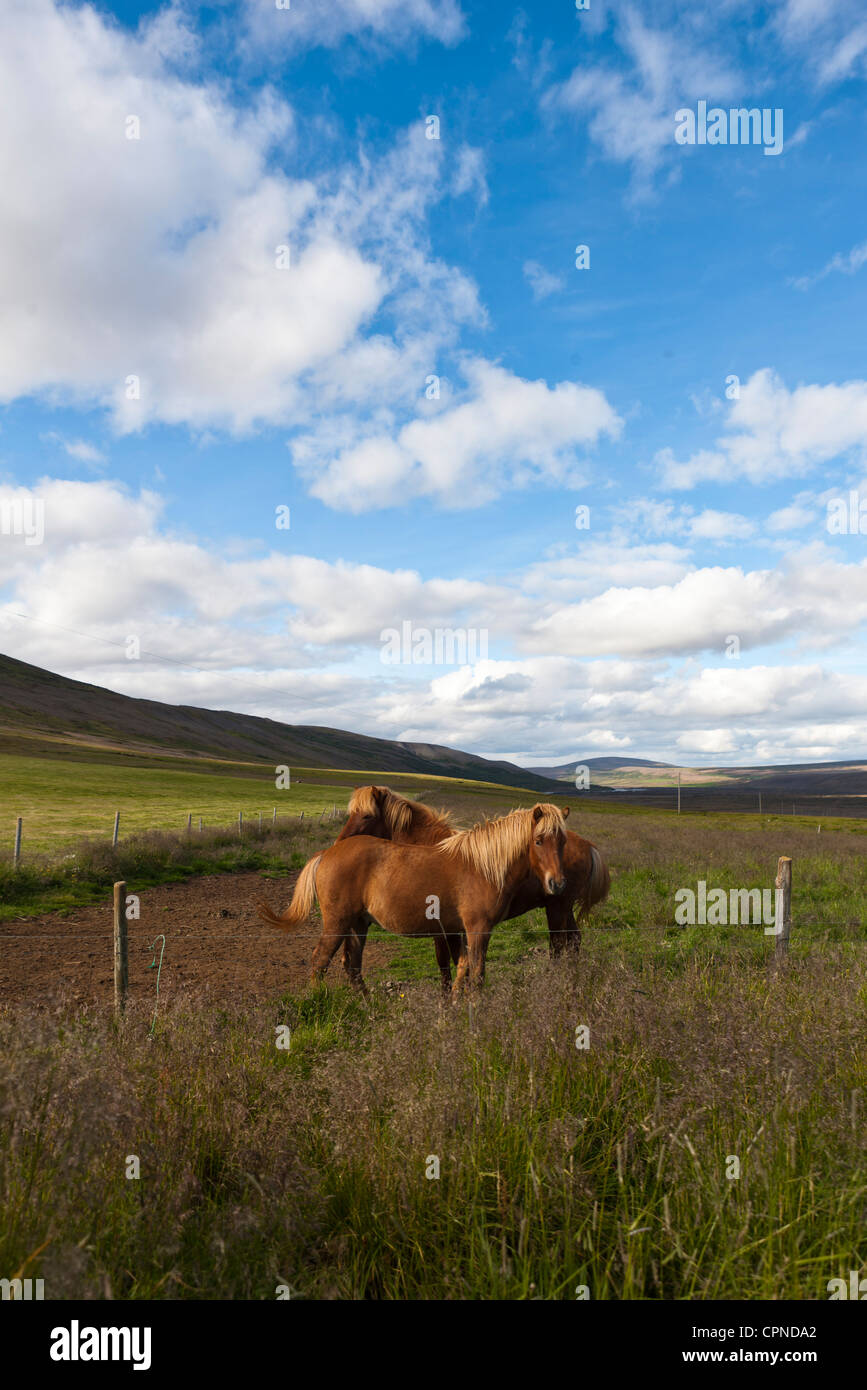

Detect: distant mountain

[528,756,675,780]
[0,652,561,794]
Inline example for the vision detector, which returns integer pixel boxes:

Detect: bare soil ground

[0,871,396,1006]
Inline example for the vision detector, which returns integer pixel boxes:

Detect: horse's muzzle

[546,876,567,895]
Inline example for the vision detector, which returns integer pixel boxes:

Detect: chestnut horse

[257,804,569,998]
[337,785,610,986]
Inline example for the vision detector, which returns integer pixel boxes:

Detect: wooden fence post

[238,810,243,834]
[113,880,128,1018]
[272,806,277,824]
[199,817,203,832]
[774,856,792,961]
[13,816,22,868]
[258,811,262,830]
[112,811,120,847]
[186,813,192,833]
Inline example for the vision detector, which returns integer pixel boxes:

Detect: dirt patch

[0,871,397,1006]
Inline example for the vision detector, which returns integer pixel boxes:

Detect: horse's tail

[257,854,321,931]
[588,844,610,908]
[577,844,610,920]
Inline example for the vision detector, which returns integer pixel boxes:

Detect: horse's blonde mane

[347,785,452,837]
[438,804,566,890]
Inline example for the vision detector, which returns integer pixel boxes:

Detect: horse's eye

[534,837,543,845]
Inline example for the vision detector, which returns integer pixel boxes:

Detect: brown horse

[257,804,569,998]
[338,785,609,984]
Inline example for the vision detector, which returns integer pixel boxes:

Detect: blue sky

[1,0,867,767]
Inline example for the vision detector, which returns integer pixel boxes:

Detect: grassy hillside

[0,746,569,860]
[0,652,558,793]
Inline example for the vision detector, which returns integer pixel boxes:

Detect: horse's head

[527,803,569,895]
[336,785,392,841]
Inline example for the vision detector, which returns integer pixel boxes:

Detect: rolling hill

[529,756,675,779]
[0,652,560,794]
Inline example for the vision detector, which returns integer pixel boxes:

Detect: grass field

[3,946,866,1300]
[0,747,578,857]
[2,750,867,1299]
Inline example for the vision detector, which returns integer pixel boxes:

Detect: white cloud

[452,146,489,205]
[543,6,739,191]
[675,728,737,754]
[775,0,867,84]
[687,510,755,542]
[522,542,691,599]
[523,260,565,301]
[293,358,622,511]
[792,238,867,290]
[658,369,867,488]
[241,0,467,54]
[8,477,867,765]
[767,501,816,532]
[523,551,867,659]
[0,1,481,437]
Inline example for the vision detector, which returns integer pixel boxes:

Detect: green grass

[0,747,559,856]
[0,820,339,919]
[2,757,867,1299]
[0,753,361,854]
[2,946,865,1300]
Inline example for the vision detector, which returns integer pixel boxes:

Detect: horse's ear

[532,804,543,823]
[561,805,570,820]
[372,786,386,805]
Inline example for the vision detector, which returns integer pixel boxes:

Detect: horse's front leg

[433,933,453,995]
[465,923,493,991]
[341,916,370,995]
[341,936,368,995]
[450,935,470,1001]
[545,897,575,958]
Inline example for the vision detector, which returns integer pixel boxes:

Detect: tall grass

[2,939,865,1299]
[0,819,339,918]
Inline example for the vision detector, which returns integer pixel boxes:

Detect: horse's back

[316,835,483,934]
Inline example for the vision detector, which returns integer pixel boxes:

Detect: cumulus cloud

[657,369,867,489]
[292,358,622,510]
[523,552,867,659]
[7,478,867,767]
[0,0,480,438]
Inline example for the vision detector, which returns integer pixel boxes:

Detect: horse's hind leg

[452,921,491,996]
[342,916,370,996]
[433,933,452,994]
[310,913,346,984]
